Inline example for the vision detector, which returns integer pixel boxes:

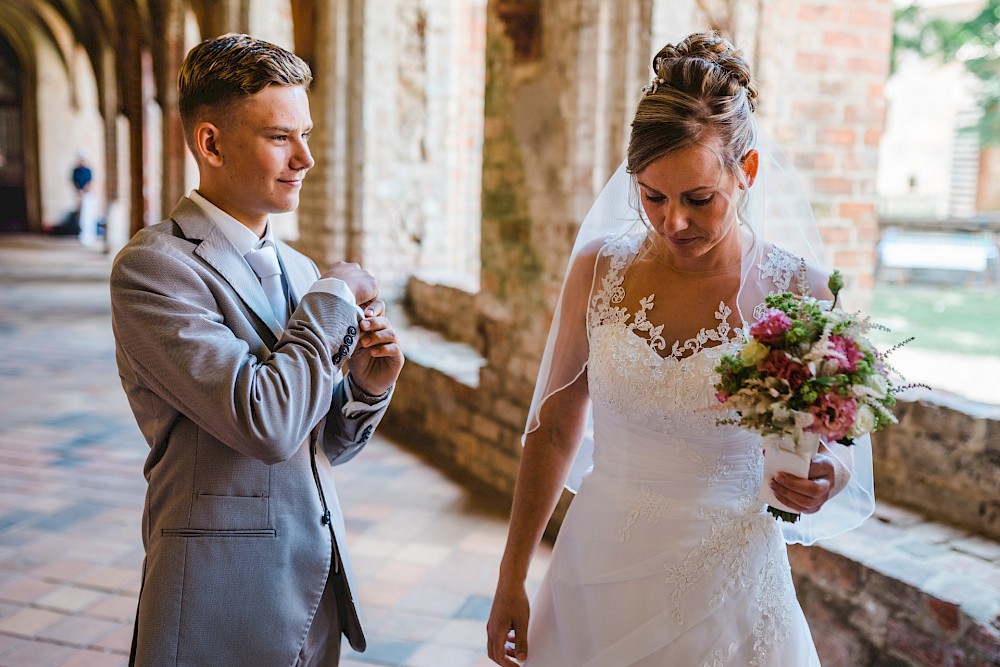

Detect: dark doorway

[0,35,27,233]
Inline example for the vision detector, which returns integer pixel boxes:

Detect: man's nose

[292,140,314,171]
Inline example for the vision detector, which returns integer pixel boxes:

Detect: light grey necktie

[244,244,287,328]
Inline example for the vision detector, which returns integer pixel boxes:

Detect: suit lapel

[276,240,319,310]
[171,198,284,339]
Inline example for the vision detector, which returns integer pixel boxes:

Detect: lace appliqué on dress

[662,503,774,626]
[619,485,668,542]
[702,641,740,667]
[587,234,741,434]
[753,246,800,320]
[749,555,795,666]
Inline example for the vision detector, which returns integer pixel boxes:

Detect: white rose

[849,404,877,438]
[868,373,889,399]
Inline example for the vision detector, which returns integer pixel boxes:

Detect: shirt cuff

[342,374,393,417]
[310,278,366,321]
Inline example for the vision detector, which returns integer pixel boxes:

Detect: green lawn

[868,284,1000,357]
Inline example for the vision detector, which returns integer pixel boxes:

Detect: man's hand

[320,262,379,306]
[347,300,404,397]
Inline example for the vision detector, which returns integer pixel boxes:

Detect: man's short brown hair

[178,33,312,148]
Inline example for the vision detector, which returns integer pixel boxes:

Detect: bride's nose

[659,202,689,234]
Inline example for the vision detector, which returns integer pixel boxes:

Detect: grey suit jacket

[111,198,385,666]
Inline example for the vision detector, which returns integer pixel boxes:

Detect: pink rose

[828,334,864,373]
[750,308,793,345]
[807,391,857,441]
[715,391,730,404]
[757,350,812,391]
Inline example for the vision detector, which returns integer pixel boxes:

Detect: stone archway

[0,34,27,233]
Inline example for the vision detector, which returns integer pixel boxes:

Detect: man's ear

[741,149,759,188]
[192,121,224,168]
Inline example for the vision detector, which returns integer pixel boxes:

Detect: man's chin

[270,196,300,214]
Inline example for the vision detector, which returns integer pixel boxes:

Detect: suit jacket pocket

[161,527,276,537]
[187,493,271,531]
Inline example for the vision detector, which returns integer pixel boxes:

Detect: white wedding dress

[525,235,821,667]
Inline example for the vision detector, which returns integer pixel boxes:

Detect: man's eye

[272,135,288,141]
[302,132,311,143]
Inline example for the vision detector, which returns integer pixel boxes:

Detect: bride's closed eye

[641,193,715,206]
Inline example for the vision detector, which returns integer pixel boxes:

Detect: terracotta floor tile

[71,567,135,593]
[37,587,106,614]
[37,615,119,647]
[87,622,133,654]
[0,608,68,637]
[84,594,136,622]
[375,609,449,643]
[404,643,485,667]
[0,639,74,667]
[0,576,58,605]
[56,648,130,667]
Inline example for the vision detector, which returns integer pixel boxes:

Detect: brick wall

[756,0,891,300]
[789,502,1000,666]
[874,392,1000,542]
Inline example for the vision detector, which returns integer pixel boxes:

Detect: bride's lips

[667,236,699,246]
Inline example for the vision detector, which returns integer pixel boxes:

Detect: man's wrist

[347,374,390,405]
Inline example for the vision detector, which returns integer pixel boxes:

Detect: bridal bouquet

[714,268,904,522]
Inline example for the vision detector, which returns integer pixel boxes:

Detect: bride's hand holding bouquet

[714,267,908,522]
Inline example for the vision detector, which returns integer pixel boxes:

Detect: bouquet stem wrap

[759,431,821,522]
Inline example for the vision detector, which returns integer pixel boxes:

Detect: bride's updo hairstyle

[627,31,758,188]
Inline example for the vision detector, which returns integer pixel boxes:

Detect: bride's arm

[487,377,590,665]
[487,242,600,666]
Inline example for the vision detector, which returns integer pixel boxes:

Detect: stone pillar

[118,7,147,237]
[199,0,243,37]
[153,0,189,217]
[295,0,364,269]
[97,46,124,253]
[755,0,894,299]
[476,0,653,484]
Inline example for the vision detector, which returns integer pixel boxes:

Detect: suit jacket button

[339,344,350,357]
[344,334,354,345]
[347,325,358,336]
[333,354,342,364]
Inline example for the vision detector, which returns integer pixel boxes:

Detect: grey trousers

[295,569,346,667]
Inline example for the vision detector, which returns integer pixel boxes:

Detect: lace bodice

[587,233,799,434]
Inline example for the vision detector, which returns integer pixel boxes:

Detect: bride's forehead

[640,144,728,188]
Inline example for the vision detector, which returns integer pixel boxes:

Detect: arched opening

[0,34,27,233]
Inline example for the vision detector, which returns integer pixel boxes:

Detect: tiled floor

[0,235,549,667]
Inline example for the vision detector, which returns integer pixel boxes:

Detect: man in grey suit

[110,34,404,666]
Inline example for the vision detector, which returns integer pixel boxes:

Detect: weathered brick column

[756,0,893,300]
[470,0,653,492]
[296,0,364,269]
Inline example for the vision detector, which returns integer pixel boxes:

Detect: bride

[486,31,875,667]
